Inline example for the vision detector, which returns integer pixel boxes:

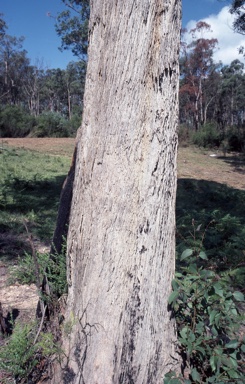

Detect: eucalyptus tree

[53,1,182,383]
[0,32,29,105]
[55,0,90,60]
[64,61,86,120]
[180,22,219,130]
[219,59,245,129]
[230,0,245,34]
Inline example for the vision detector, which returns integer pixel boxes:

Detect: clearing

[3,137,245,189]
[0,138,244,382]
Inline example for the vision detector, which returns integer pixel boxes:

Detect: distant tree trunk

[54,1,181,382]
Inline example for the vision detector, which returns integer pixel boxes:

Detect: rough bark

[56,1,181,383]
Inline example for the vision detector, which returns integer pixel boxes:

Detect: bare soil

[1,137,75,157]
[3,138,245,189]
[178,145,245,190]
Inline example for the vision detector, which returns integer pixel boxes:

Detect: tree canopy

[230,0,245,34]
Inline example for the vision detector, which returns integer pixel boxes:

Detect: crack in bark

[117,278,144,383]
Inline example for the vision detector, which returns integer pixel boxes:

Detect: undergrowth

[1,144,244,382]
[165,221,245,383]
[0,321,61,383]
[9,243,67,298]
[0,242,67,382]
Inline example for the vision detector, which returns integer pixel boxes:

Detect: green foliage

[230,0,245,35]
[191,124,223,148]
[68,112,82,136]
[166,238,245,383]
[226,127,245,152]
[33,112,69,138]
[9,251,48,285]
[46,242,68,297]
[9,244,67,297]
[0,322,37,378]
[55,0,90,59]
[0,322,59,382]
[176,179,245,288]
[0,105,35,137]
[0,106,81,138]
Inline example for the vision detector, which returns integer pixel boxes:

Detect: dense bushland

[0,106,81,138]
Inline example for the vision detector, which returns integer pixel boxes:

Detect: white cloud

[184,6,245,66]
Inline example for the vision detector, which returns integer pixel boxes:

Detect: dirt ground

[178,145,245,190]
[3,137,245,189]
[1,137,75,157]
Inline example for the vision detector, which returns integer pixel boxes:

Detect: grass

[0,144,71,262]
[1,139,244,284]
[0,139,244,383]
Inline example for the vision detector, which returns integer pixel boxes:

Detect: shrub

[0,105,35,137]
[67,113,81,136]
[0,321,59,382]
[227,130,245,152]
[178,124,190,146]
[33,112,69,137]
[191,123,223,148]
[165,238,245,383]
[9,243,67,298]
[165,254,245,384]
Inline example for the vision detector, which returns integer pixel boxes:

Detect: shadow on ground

[217,154,245,174]
[176,178,245,286]
[0,174,66,262]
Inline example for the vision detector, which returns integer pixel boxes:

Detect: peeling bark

[55,1,181,383]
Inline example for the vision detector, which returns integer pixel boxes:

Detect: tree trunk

[56,1,181,383]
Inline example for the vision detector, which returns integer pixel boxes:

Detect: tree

[230,0,245,34]
[0,32,29,105]
[180,22,219,130]
[22,60,46,116]
[218,59,245,128]
[55,0,90,60]
[54,1,182,382]
[63,61,86,120]
[0,13,7,40]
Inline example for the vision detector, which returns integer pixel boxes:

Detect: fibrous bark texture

[58,1,181,383]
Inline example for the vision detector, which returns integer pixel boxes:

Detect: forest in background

[0,0,244,153]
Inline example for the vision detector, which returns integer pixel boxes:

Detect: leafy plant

[9,244,67,297]
[9,251,48,285]
[0,321,60,382]
[0,105,35,138]
[166,224,245,383]
[191,123,223,149]
[33,112,69,137]
[46,242,68,297]
[176,180,245,288]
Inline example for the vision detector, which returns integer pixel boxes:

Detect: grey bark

[56,1,181,383]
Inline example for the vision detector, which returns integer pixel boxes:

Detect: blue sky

[1,0,243,69]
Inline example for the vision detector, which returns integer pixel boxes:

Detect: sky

[1,0,244,69]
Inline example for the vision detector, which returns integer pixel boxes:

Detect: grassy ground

[0,138,244,382]
[0,140,72,262]
[1,138,244,280]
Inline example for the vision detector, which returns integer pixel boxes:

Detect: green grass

[0,145,71,262]
[1,142,244,288]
